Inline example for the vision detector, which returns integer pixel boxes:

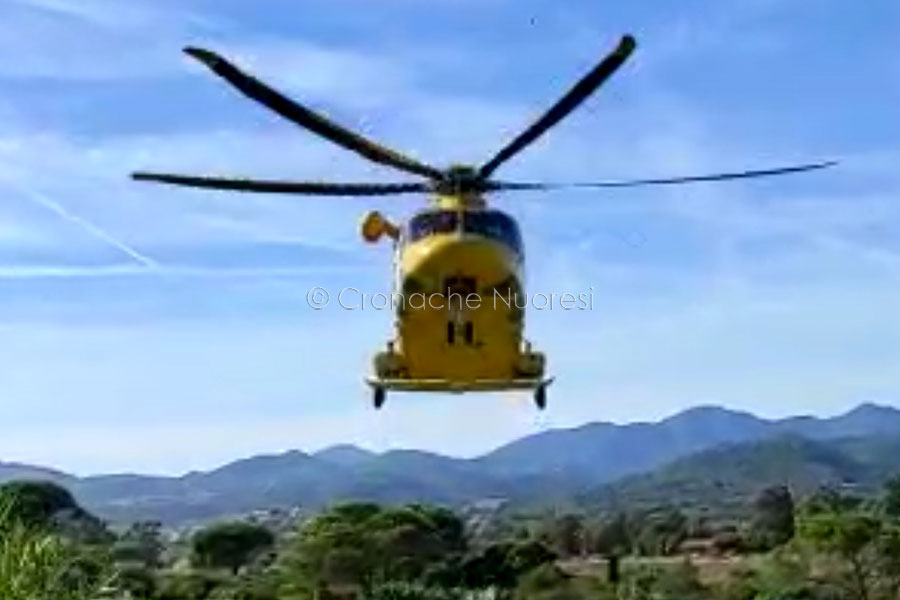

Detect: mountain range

[3,403,900,525]
[579,433,900,517]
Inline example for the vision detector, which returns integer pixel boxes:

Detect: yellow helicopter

[133,35,835,410]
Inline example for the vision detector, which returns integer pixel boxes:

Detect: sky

[0,0,898,475]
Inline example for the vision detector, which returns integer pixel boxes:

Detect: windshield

[463,210,523,255]
[406,210,522,255]
[407,211,459,241]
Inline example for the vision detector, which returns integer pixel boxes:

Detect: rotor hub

[435,164,484,195]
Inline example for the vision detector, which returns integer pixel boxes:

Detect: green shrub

[0,500,110,600]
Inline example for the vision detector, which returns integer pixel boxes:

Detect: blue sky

[1,0,898,475]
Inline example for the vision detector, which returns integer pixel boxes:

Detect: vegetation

[0,487,110,600]
[747,484,796,550]
[191,521,275,574]
[5,446,900,598]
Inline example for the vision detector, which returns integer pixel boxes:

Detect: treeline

[525,484,795,558]
[3,477,900,599]
[0,482,561,599]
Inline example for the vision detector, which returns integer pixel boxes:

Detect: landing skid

[365,376,555,410]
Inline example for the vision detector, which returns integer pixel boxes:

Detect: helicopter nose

[404,236,518,295]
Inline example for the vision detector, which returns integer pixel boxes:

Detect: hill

[577,434,900,517]
[476,403,900,482]
[2,403,899,524]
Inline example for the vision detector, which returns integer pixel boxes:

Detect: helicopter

[132,34,835,410]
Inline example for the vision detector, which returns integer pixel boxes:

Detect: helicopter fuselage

[371,195,545,390]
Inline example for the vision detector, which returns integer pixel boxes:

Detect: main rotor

[133,35,835,200]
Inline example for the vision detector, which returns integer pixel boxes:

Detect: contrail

[11,184,160,269]
[0,264,363,280]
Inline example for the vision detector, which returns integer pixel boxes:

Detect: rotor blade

[489,161,838,191]
[132,172,429,196]
[183,47,444,180]
[479,35,637,179]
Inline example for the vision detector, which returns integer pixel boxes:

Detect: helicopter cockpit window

[407,211,459,242]
[463,210,523,255]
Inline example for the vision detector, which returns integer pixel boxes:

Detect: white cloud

[8,0,192,30]
[0,1,199,80]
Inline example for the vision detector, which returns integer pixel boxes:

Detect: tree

[876,524,900,600]
[459,541,556,590]
[633,507,687,556]
[0,480,109,544]
[795,479,900,600]
[540,514,585,558]
[279,503,467,596]
[506,540,557,575]
[590,513,631,555]
[748,484,795,550]
[800,503,880,600]
[113,521,164,569]
[882,474,900,519]
[192,521,275,574]
[0,481,80,530]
